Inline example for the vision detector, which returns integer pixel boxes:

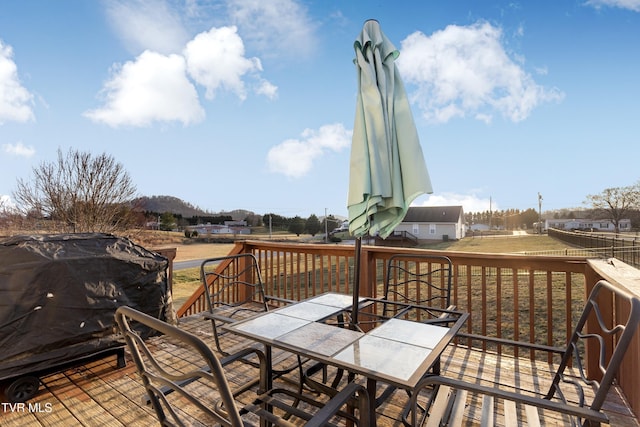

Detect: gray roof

[402,206,464,223]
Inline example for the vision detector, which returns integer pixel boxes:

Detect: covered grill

[0,233,169,402]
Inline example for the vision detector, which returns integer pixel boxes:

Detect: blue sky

[1,0,639,219]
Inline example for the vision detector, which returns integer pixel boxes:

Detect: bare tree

[13,148,137,233]
[585,183,640,233]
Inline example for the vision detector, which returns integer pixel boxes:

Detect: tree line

[3,148,639,235]
[466,182,640,233]
[262,213,342,236]
[465,208,539,230]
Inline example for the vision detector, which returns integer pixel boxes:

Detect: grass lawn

[172,269,204,309]
[442,234,574,253]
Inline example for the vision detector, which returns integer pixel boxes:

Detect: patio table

[225,292,469,426]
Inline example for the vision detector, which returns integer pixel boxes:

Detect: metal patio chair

[200,253,269,357]
[367,254,457,422]
[412,279,640,427]
[200,253,302,374]
[382,254,455,322]
[115,305,371,427]
[302,255,457,418]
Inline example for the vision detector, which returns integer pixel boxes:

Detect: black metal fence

[547,228,640,268]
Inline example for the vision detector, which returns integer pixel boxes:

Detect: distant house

[392,205,465,242]
[545,218,631,232]
[190,222,250,235]
[469,223,490,232]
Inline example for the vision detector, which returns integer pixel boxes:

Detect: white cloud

[0,41,34,124]
[419,192,497,213]
[92,2,279,128]
[104,0,190,54]
[2,141,36,157]
[585,0,640,11]
[0,194,15,210]
[397,21,564,124]
[267,123,352,178]
[184,26,276,100]
[256,79,278,99]
[226,0,316,58]
[84,50,204,127]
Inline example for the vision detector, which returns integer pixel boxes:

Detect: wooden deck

[2,314,638,427]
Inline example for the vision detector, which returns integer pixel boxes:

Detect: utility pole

[324,208,328,243]
[489,196,492,230]
[538,192,543,234]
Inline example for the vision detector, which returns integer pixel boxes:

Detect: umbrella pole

[351,236,362,328]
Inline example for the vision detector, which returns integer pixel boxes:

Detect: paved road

[174,259,207,270]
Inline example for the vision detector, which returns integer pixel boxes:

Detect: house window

[412,224,419,235]
[429,224,436,235]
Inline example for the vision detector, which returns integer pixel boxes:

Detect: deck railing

[176,239,640,420]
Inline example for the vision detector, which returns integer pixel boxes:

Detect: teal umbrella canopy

[348,19,432,240]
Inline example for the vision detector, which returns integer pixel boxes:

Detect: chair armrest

[413,376,609,425]
[144,346,265,405]
[264,295,296,306]
[219,347,263,367]
[456,332,564,355]
[201,311,237,325]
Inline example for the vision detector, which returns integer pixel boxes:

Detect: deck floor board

[2,314,638,426]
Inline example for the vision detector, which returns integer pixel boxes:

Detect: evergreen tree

[288,216,305,236]
[305,214,322,236]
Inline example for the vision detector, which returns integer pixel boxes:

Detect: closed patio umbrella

[348,19,432,325]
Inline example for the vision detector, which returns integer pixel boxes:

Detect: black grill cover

[0,233,169,380]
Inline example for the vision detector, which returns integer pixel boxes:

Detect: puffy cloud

[419,192,497,213]
[267,123,352,178]
[90,1,281,128]
[84,50,204,127]
[585,0,640,11]
[226,0,316,58]
[256,79,278,100]
[184,26,276,100]
[397,22,564,124]
[104,0,190,54]
[2,141,35,157]
[0,41,34,124]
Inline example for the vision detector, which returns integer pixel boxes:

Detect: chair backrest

[201,253,268,316]
[384,254,453,319]
[547,279,640,415]
[115,305,248,427]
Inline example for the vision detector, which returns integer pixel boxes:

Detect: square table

[226,292,468,425]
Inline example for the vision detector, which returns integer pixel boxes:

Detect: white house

[545,218,631,232]
[191,222,251,235]
[393,206,466,242]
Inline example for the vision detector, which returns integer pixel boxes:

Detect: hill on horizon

[134,195,257,221]
[133,195,212,218]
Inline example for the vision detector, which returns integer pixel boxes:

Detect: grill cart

[0,233,169,403]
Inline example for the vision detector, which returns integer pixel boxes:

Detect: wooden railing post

[360,245,374,300]
[152,247,177,324]
[236,251,250,303]
[587,258,640,420]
